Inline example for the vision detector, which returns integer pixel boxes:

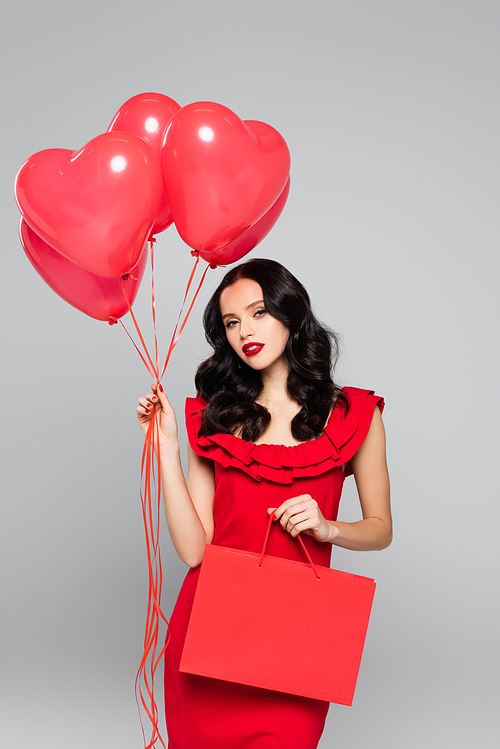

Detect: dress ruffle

[185,387,384,485]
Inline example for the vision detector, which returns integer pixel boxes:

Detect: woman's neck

[257,357,293,409]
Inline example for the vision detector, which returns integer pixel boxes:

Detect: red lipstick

[242,342,265,356]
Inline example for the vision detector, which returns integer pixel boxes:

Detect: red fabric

[164,387,384,748]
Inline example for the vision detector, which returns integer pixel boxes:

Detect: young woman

[137,258,392,749]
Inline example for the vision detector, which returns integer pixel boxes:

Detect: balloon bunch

[15,92,291,324]
[14,92,290,749]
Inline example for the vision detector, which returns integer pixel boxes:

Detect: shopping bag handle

[258,513,322,581]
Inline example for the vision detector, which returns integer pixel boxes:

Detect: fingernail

[144,409,150,415]
[159,384,163,392]
[152,395,157,402]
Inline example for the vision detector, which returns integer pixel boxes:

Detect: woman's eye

[225,320,238,328]
[254,309,266,318]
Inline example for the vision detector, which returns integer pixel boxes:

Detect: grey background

[1,1,498,747]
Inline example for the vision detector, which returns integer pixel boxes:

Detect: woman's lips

[242,342,265,356]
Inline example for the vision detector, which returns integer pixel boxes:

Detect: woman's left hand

[269,495,339,544]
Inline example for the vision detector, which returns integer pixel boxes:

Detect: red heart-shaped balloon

[198,178,290,266]
[20,219,147,322]
[161,103,290,253]
[15,132,162,278]
[107,92,181,235]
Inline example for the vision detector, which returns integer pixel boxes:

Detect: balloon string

[174,262,213,344]
[160,256,214,378]
[115,245,216,748]
[159,253,199,378]
[118,259,165,747]
[120,279,159,382]
[135,413,168,749]
[117,319,157,381]
[149,236,160,381]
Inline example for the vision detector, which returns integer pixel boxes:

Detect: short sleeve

[333,387,385,477]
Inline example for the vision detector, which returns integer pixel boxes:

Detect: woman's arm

[331,406,392,550]
[271,408,392,551]
[138,385,215,567]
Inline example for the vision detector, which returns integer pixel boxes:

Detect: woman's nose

[240,322,254,339]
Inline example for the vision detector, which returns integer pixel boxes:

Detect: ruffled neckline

[185,388,384,484]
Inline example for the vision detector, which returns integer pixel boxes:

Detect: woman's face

[219,278,289,373]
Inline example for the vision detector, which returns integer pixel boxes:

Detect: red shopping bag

[180,516,376,705]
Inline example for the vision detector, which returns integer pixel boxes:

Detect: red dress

[164,387,384,749]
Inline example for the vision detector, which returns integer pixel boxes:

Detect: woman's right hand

[137,383,179,451]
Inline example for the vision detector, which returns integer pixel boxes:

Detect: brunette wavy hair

[195,258,348,442]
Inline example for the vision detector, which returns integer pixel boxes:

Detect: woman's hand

[269,495,339,544]
[137,383,179,451]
